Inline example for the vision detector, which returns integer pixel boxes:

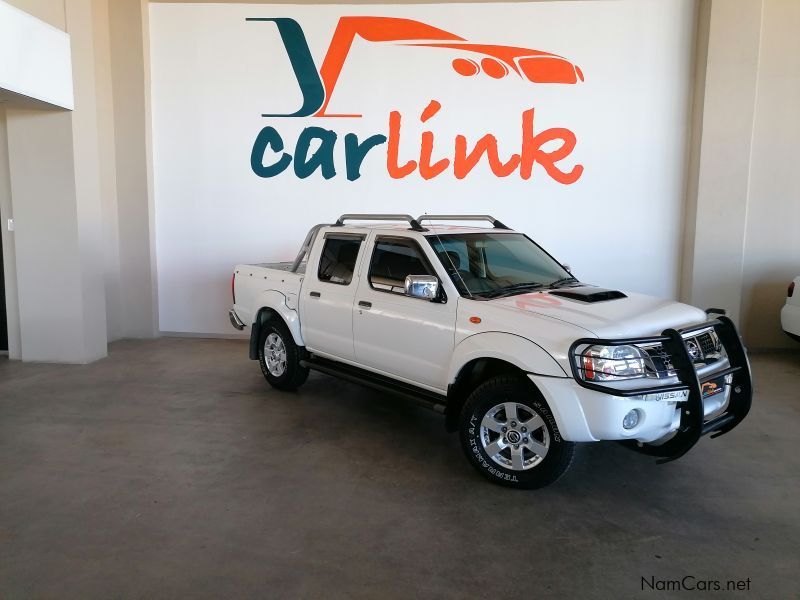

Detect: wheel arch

[444,333,567,432]
[446,357,531,431]
[248,291,304,360]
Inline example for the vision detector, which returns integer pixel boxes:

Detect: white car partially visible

[781,276,800,342]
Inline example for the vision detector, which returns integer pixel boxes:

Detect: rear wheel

[459,375,575,489]
[258,319,309,390]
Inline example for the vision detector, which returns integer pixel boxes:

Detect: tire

[459,374,575,489]
[258,318,309,391]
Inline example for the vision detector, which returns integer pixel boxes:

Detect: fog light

[623,409,640,430]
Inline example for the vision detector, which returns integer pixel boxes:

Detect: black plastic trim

[248,316,262,360]
[248,308,279,360]
[550,288,627,303]
[301,355,447,413]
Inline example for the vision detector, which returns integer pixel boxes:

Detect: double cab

[229,214,752,488]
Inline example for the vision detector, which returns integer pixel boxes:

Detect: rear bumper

[229,307,246,331]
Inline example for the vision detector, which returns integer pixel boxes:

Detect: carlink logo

[248,16,584,183]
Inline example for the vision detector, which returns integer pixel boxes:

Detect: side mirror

[405,275,439,300]
[562,263,572,273]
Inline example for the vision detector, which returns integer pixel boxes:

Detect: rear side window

[368,238,433,294]
[318,237,361,285]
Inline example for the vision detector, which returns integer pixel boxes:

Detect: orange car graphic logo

[248,16,584,117]
[425,43,583,83]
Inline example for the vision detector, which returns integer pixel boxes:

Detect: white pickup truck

[229,214,752,489]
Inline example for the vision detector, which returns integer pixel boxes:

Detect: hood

[488,287,708,339]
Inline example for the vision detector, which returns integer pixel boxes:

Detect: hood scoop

[549,287,627,303]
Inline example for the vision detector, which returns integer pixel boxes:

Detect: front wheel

[258,319,309,391]
[459,375,575,489]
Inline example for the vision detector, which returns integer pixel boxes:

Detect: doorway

[1,230,7,352]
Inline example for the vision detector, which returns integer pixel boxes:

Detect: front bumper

[544,316,752,463]
[530,373,732,444]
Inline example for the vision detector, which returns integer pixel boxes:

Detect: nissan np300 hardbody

[229,214,752,489]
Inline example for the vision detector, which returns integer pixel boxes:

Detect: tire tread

[459,374,575,489]
[258,318,309,391]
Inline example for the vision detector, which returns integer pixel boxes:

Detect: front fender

[448,332,568,383]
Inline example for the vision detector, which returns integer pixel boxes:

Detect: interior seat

[327,242,358,284]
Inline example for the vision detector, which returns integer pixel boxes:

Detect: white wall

[740,0,800,348]
[109,0,159,338]
[66,0,109,353]
[1,0,110,363]
[683,0,800,348]
[684,0,762,324]
[150,0,696,335]
[2,0,64,28]
[91,0,124,341]
[0,0,74,109]
[5,108,107,362]
[2,0,159,353]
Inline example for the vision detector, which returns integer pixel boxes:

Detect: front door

[353,235,457,391]
[298,232,365,361]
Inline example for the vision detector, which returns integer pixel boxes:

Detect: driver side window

[368,238,434,295]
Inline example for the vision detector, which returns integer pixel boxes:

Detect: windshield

[427,233,573,297]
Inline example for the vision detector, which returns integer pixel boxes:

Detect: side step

[300,355,448,414]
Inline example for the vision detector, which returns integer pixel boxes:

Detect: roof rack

[334,214,427,232]
[416,215,510,230]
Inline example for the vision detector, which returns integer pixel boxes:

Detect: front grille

[641,329,724,378]
[697,332,717,356]
[643,346,675,377]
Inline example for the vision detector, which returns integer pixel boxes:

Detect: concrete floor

[0,339,798,599]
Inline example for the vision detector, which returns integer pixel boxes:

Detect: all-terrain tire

[459,374,575,489]
[258,318,309,391]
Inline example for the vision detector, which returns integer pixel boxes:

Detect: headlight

[578,344,652,381]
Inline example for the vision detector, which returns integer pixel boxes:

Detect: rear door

[352,234,457,391]
[299,230,365,360]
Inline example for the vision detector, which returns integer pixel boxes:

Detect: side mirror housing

[405,275,439,300]
[562,263,572,273]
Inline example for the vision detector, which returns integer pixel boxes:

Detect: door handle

[310,291,321,298]
[358,301,372,309]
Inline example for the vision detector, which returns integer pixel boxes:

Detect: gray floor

[1,339,798,599]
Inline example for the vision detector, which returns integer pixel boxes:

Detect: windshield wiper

[478,282,546,298]
[549,276,579,289]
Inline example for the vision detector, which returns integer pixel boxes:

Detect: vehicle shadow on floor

[281,371,722,505]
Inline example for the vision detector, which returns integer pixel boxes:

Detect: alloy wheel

[479,401,550,471]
